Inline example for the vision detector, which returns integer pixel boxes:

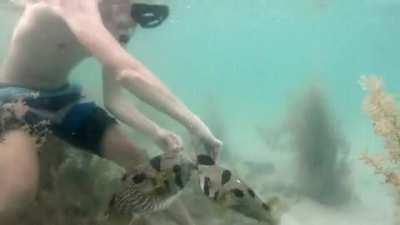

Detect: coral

[360,75,400,225]
[361,75,400,161]
[360,75,400,192]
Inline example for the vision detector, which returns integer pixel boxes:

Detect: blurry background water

[1,0,400,225]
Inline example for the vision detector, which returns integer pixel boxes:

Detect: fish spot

[164,180,171,191]
[203,177,211,196]
[173,165,181,174]
[108,194,116,208]
[221,170,232,185]
[173,165,184,188]
[132,173,147,184]
[121,173,128,181]
[247,188,256,198]
[197,155,215,166]
[150,155,162,171]
[214,191,219,201]
[175,175,184,189]
[262,203,271,211]
[231,189,245,198]
[57,42,66,50]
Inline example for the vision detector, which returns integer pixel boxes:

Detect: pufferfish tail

[264,196,286,225]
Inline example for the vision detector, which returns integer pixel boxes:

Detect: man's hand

[190,122,223,161]
[155,129,184,155]
[201,135,223,162]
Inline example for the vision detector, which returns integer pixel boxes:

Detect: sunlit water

[1,1,400,225]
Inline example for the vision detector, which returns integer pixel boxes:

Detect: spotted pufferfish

[106,153,195,217]
[106,153,282,225]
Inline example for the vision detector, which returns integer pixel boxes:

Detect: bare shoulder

[3,0,91,87]
[23,2,61,23]
[10,2,71,51]
[12,1,81,44]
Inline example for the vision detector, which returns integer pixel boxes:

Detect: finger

[203,140,216,157]
[172,143,183,153]
[173,135,183,150]
[211,149,219,162]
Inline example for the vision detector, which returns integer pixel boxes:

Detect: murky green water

[1,1,400,225]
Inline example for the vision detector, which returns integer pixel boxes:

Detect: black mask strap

[131,3,169,28]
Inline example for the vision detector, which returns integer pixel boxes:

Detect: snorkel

[131,3,169,28]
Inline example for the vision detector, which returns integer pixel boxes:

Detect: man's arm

[102,67,183,154]
[43,0,222,158]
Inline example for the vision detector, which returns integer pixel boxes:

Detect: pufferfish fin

[263,196,286,225]
[267,197,282,211]
[268,196,289,212]
[263,196,281,212]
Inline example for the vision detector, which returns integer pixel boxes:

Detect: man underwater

[0,0,222,224]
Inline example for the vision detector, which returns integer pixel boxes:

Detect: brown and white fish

[106,153,195,218]
[196,155,282,225]
[107,153,283,225]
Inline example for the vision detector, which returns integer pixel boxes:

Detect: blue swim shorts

[0,83,117,156]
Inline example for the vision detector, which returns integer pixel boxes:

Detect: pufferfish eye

[262,203,271,211]
[231,189,245,198]
[132,173,147,184]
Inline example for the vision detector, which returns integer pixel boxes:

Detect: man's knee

[1,186,37,213]
[0,174,38,216]
[0,130,39,215]
[101,125,149,170]
[0,163,38,224]
[0,190,35,225]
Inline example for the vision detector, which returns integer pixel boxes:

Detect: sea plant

[360,75,400,223]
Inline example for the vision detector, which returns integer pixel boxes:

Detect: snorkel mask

[131,3,169,28]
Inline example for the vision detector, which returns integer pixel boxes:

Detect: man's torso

[0,2,132,90]
[0,1,136,154]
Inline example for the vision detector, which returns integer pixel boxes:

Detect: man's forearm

[116,68,205,134]
[105,97,162,140]
[57,1,209,135]
[103,68,162,140]
[91,33,204,133]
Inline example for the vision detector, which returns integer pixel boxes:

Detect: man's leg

[0,130,40,224]
[100,124,148,171]
[100,125,197,225]
[100,124,149,225]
